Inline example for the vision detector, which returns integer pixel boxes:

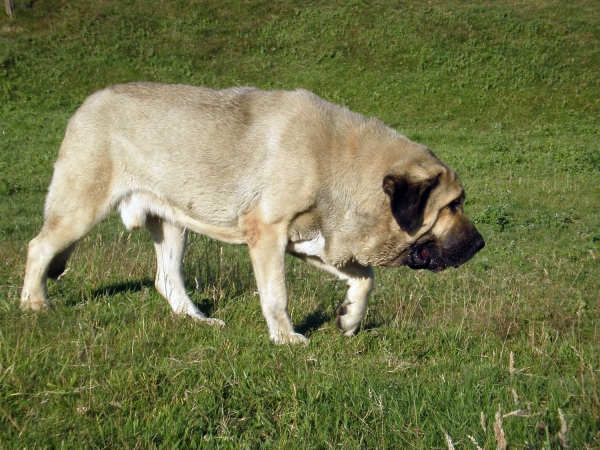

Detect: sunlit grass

[1,0,598,447]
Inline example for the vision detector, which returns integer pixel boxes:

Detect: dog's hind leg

[21,124,116,310]
[21,203,109,310]
[145,216,224,327]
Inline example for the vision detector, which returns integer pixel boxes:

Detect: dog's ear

[383,172,440,232]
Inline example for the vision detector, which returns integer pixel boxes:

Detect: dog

[20,83,484,344]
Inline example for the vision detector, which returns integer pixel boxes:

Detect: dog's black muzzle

[407,231,485,272]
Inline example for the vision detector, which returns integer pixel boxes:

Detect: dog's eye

[448,200,461,213]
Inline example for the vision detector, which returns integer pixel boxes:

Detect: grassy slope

[1,0,599,448]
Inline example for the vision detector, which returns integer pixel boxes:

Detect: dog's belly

[117,191,246,244]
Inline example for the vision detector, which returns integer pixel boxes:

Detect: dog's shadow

[296,310,386,336]
[91,280,154,299]
[296,310,331,335]
[89,279,220,316]
[88,280,382,335]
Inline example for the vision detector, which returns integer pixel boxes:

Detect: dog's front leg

[334,265,374,336]
[245,220,308,345]
[300,257,374,336]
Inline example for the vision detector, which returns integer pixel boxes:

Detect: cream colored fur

[21,83,481,344]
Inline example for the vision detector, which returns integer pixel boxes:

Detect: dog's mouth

[407,244,444,272]
[407,233,485,272]
[411,247,431,268]
[382,242,440,270]
[384,233,484,271]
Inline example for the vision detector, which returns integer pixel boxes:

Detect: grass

[1,0,599,448]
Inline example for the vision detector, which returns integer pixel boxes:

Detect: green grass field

[1,0,598,448]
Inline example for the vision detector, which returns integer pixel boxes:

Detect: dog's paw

[271,332,310,346]
[335,306,360,337]
[20,299,50,311]
[204,318,226,328]
[189,314,226,328]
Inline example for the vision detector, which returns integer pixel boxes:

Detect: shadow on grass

[90,280,155,299]
[87,280,219,316]
[296,310,386,337]
[361,318,386,332]
[296,310,331,335]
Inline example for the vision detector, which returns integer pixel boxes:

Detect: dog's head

[379,152,484,271]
